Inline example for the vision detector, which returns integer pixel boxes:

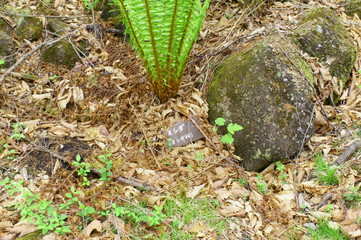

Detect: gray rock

[292,7,356,85]
[207,35,314,172]
[16,17,43,41]
[41,40,78,68]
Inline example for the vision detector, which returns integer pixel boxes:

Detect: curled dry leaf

[186,184,206,199]
[82,220,102,238]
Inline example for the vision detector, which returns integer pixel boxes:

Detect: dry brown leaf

[189,220,206,233]
[186,184,205,199]
[82,220,102,238]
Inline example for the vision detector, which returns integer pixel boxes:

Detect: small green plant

[0,177,70,234]
[112,203,165,227]
[256,174,268,194]
[307,220,350,240]
[343,186,361,207]
[0,58,5,65]
[10,122,27,140]
[314,153,339,186]
[98,151,113,181]
[238,178,249,187]
[82,0,100,10]
[213,117,243,144]
[275,161,289,183]
[162,197,228,239]
[112,0,210,101]
[72,154,91,186]
[324,204,334,213]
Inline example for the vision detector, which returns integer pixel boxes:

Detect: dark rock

[292,7,356,85]
[47,19,68,35]
[16,17,43,41]
[0,31,16,68]
[207,35,314,172]
[0,17,13,34]
[41,40,78,68]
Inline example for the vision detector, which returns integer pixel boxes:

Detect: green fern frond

[112,0,210,101]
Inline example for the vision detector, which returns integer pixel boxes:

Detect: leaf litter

[0,0,361,239]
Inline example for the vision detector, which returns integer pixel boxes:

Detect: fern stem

[176,0,196,76]
[144,0,161,84]
[165,0,178,82]
[118,0,144,58]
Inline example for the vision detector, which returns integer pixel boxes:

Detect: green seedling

[0,59,5,65]
[275,161,289,183]
[238,178,249,187]
[82,0,100,10]
[314,153,339,186]
[98,151,113,182]
[10,122,27,141]
[0,177,70,234]
[72,154,91,186]
[343,186,361,208]
[213,117,243,144]
[307,220,350,240]
[112,203,165,227]
[256,174,268,194]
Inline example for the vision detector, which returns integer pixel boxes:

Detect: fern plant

[112,0,210,102]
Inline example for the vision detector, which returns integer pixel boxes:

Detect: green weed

[256,174,268,194]
[72,154,91,186]
[98,151,113,181]
[343,185,361,208]
[307,220,350,240]
[213,117,243,144]
[314,153,339,186]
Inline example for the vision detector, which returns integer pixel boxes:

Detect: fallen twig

[333,139,361,166]
[35,146,152,191]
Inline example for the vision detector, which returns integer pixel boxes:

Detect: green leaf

[220,133,234,144]
[227,123,243,134]
[0,59,5,65]
[215,117,226,126]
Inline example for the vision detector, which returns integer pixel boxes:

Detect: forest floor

[0,0,361,239]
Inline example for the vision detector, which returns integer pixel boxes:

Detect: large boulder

[292,8,356,86]
[207,35,314,172]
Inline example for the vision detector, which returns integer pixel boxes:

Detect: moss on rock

[16,17,43,41]
[41,40,78,68]
[207,35,314,172]
[292,7,356,85]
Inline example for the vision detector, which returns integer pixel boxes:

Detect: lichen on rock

[292,7,356,86]
[207,35,314,172]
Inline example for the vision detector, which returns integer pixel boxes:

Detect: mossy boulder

[345,0,361,17]
[41,40,78,68]
[207,35,314,172]
[292,7,356,85]
[0,31,16,68]
[47,19,68,34]
[16,17,43,41]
